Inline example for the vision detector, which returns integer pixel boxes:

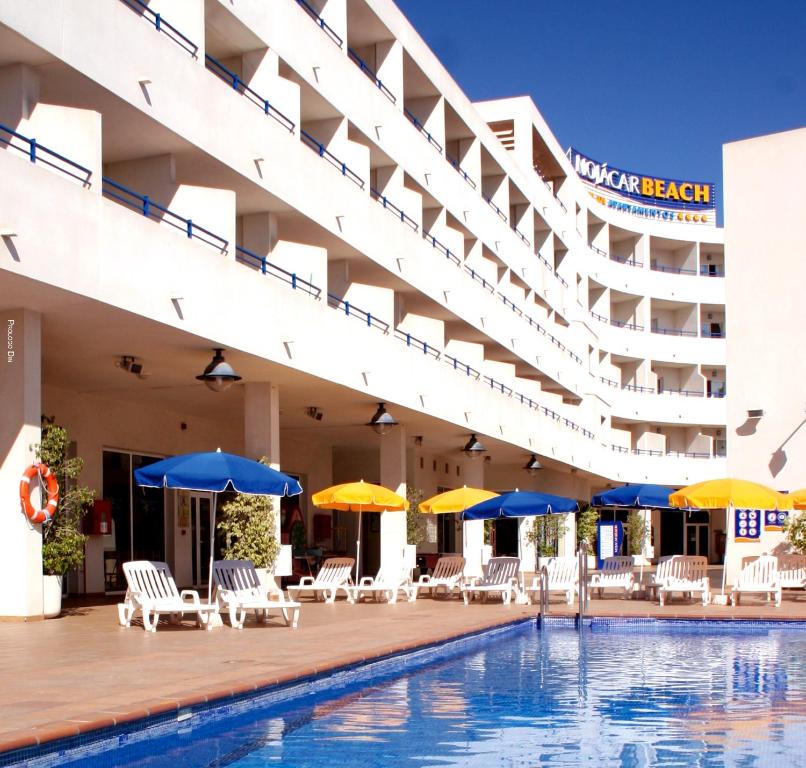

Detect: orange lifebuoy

[19,464,59,524]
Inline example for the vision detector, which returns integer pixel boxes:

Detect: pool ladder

[537,564,549,621]
[577,541,589,628]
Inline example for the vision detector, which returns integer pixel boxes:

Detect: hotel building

[1,0,803,617]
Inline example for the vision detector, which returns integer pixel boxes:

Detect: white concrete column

[241,212,279,258]
[244,382,281,540]
[0,309,43,618]
[462,456,485,578]
[379,425,406,573]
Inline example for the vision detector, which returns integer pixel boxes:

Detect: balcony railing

[611,318,644,332]
[393,328,440,359]
[348,49,397,105]
[701,328,726,339]
[611,255,643,268]
[120,0,199,57]
[652,263,697,275]
[0,122,92,187]
[446,153,476,189]
[700,265,725,277]
[327,294,390,332]
[205,55,295,133]
[300,130,365,189]
[235,246,321,299]
[423,231,461,266]
[102,178,228,252]
[623,383,655,394]
[589,244,608,258]
[651,326,698,337]
[483,195,508,223]
[658,387,704,398]
[599,376,619,388]
[370,188,419,232]
[611,445,712,459]
[403,108,443,154]
[294,0,343,48]
[511,225,531,247]
[463,266,495,294]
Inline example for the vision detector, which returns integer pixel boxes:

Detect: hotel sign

[568,148,716,226]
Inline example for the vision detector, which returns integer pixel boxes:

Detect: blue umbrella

[591,483,673,509]
[462,490,578,520]
[135,451,303,601]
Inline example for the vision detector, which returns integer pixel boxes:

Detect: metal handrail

[294,0,343,47]
[538,564,549,621]
[348,48,397,104]
[0,122,92,186]
[327,293,389,332]
[483,195,508,223]
[393,328,440,359]
[300,130,365,189]
[235,246,321,298]
[652,263,697,275]
[119,0,199,56]
[403,108,442,153]
[446,153,476,189]
[577,541,588,623]
[423,231,461,266]
[205,55,295,132]
[102,177,228,252]
[370,187,419,232]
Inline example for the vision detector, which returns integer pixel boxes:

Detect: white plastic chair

[777,554,806,593]
[523,557,578,605]
[286,557,355,603]
[347,562,413,604]
[730,555,781,607]
[118,561,218,632]
[462,557,520,605]
[410,555,466,600]
[588,556,634,599]
[213,560,301,629]
[657,555,711,606]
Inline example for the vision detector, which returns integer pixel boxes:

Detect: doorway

[685,510,710,559]
[493,518,519,557]
[189,493,213,588]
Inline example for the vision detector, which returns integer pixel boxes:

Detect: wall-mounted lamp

[413,435,423,446]
[196,348,242,392]
[462,434,486,459]
[523,454,543,475]
[367,402,398,435]
[115,355,149,380]
[747,409,764,419]
[306,406,324,421]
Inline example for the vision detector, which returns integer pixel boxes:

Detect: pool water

[19,621,806,767]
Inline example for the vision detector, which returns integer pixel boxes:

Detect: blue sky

[395,0,806,217]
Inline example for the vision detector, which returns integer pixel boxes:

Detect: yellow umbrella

[789,489,806,510]
[669,478,793,595]
[420,486,499,514]
[669,478,793,511]
[312,481,408,578]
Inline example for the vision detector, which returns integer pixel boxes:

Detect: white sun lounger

[213,560,301,629]
[118,561,218,632]
[462,556,520,605]
[778,554,806,593]
[347,563,414,604]
[588,556,634,599]
[731,555,782,607]
[657,555,711,606]
[286,557,355,603]
[523,556,578,605]
[410,555,466,600]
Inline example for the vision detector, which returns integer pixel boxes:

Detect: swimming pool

[9,619,806,767]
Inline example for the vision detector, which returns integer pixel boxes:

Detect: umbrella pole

[208,491,217,604]
[721,503,732,597]
[356,508,362,583]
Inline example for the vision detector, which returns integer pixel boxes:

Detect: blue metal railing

[498,293,523,317]
[537,253,554,271]
[394,328,440,358]
[235,246,321,299]
[483,195,508,223]
[590,311,608,324]
[483,376,513,396]
[463,266,495,294]
[327,293,390,332]
[651,326,698,337]
[403,108,443,154]
[295,0,343,47]
[624,383,655,394]
[300,130,365,189]
[590,244,607,258]
[102,177,228,252]
[348,49,396,104]
[370,188,419,232]
[0,122,92,186]
[599,376,619,388]
[653,263,697,275]
[205,55,295,133]
[119,0,198,57]
[611,318,644,332]
[612,445,712,460]
[612,255,643,268]
[659,387,704,397]
[554,272,569,289]
[512,225,531,247]
[445,355,481,379]
[423,231,461,266]
[446,153,476,189]
[700,265,725,277]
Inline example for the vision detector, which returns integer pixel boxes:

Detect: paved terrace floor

[1,589,805,756]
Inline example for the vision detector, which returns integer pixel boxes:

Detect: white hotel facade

[1,0,804,618]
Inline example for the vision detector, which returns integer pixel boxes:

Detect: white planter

[43,574,63,619]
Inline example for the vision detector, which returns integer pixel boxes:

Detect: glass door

[685,523,709,558]
[190,494,213,588]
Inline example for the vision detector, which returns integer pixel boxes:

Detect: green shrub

[406,487,425,546]
[625,511,647,556]
[217,458,280,569]
[576,504,598,552]
[526,514,563,566]
[785,511,806,554]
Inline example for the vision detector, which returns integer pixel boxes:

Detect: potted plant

[217,457,280,591]
[525,514,562,571]
[784,511,806,554]
[36,420,94,618]
[576,504,599,569]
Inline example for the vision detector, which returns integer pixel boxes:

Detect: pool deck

[1,590,805,756]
